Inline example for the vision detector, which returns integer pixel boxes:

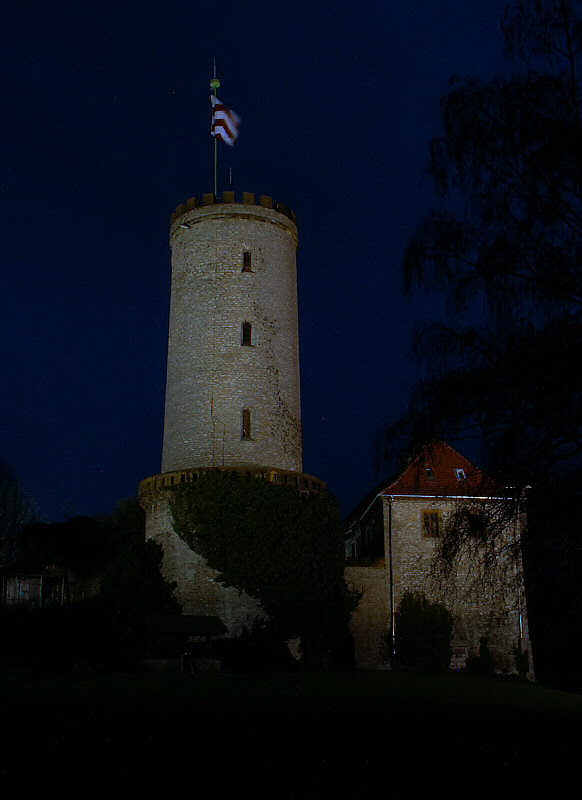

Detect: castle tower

[162,192,302,474]
[139,192,324,629]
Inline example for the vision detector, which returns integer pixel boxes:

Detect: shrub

[394,592,453,672]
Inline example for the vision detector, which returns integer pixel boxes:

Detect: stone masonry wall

[347,497,532,674]
[388,496,531,672]
[143,491,264,635]
[345,561,391,670]
[162,199,302,474]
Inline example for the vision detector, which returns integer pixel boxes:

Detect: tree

[4,498,180,672]
[17,515,108,583]
[0,461,43,565]
[382,0,582,490]
[381,0,582,689]
[15,498,180,614]
[97,498,180,616]
[394,592,453,672]
[170,470,358,668]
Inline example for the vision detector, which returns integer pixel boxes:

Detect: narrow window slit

[242,409,251,439]
[242,321,252,346]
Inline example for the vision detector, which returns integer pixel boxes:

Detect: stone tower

[162,191,302,474]
[139,191,324,630]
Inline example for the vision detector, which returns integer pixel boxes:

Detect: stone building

[345,441,533,676]
[139,192,324,634]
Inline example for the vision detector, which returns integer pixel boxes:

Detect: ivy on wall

[170,470,359,667]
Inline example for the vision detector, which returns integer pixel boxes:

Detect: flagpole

[210,64,220,196]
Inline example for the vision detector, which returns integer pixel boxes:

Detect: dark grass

[1,670,580,797]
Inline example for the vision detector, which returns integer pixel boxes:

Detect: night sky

[2,0,510,521]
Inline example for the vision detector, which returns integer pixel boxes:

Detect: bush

[465,636,495,675]
[394,592,453,672]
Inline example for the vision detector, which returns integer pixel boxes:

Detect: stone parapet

[139,465,326,508]
[171,192,297,228]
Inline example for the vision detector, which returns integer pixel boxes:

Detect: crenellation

[170,192,297,228]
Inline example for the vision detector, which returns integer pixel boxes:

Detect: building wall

[162,197,302,475]
[389,496,530,670]
[347,496,533,675]
[345,560,391,670]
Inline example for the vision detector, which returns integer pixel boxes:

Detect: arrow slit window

[242,322,252,346]
[242,409,251,439]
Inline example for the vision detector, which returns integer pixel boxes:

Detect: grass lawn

[1,670,580,797]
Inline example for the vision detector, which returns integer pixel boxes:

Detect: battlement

[139,465,325,508]
[170,192,297,226]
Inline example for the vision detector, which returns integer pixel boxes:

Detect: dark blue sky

[1,0,509,520]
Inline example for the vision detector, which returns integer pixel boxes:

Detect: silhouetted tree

[381,0,582,490]
[98,499,180,616]
[3,498,179,672]
[17,515,108,583]
[382,0,582,689]
[394,592,453,672]
[0,461,43,565]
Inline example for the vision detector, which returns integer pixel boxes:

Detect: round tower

[162,191,302,474]
[139,192,324,627]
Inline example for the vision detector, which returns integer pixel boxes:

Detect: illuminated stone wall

[142,489,264,634]
[346,497,533,676]
[162,194,302,474]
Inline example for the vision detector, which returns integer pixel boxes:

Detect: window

[241,321,252,346]
[242,251,252,272]
[422,510,440,538]
[455,468,466,481]
[425,467,434,480]
[463,509,488,541]
[242,409,251,438]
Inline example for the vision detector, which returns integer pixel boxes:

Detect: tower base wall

[143,492,265,635]
[139,466,326,639]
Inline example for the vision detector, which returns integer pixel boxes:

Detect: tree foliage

[394,592,453,672]
[385,0,582,489]
[170,470,358,667]
[97,498,180,616]
[3,498,179,672]
[17,515,108,580]
[0,461,44,565]
[15,498,179,615]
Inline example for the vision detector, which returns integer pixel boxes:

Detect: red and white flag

[211,95,240,146]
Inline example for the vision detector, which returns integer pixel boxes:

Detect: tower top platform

[170,191,297,227]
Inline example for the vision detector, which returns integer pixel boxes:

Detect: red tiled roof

[382,441,502,498]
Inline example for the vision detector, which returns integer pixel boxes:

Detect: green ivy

[170,470,359,668]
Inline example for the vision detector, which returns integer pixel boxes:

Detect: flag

[211,95,240,146]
